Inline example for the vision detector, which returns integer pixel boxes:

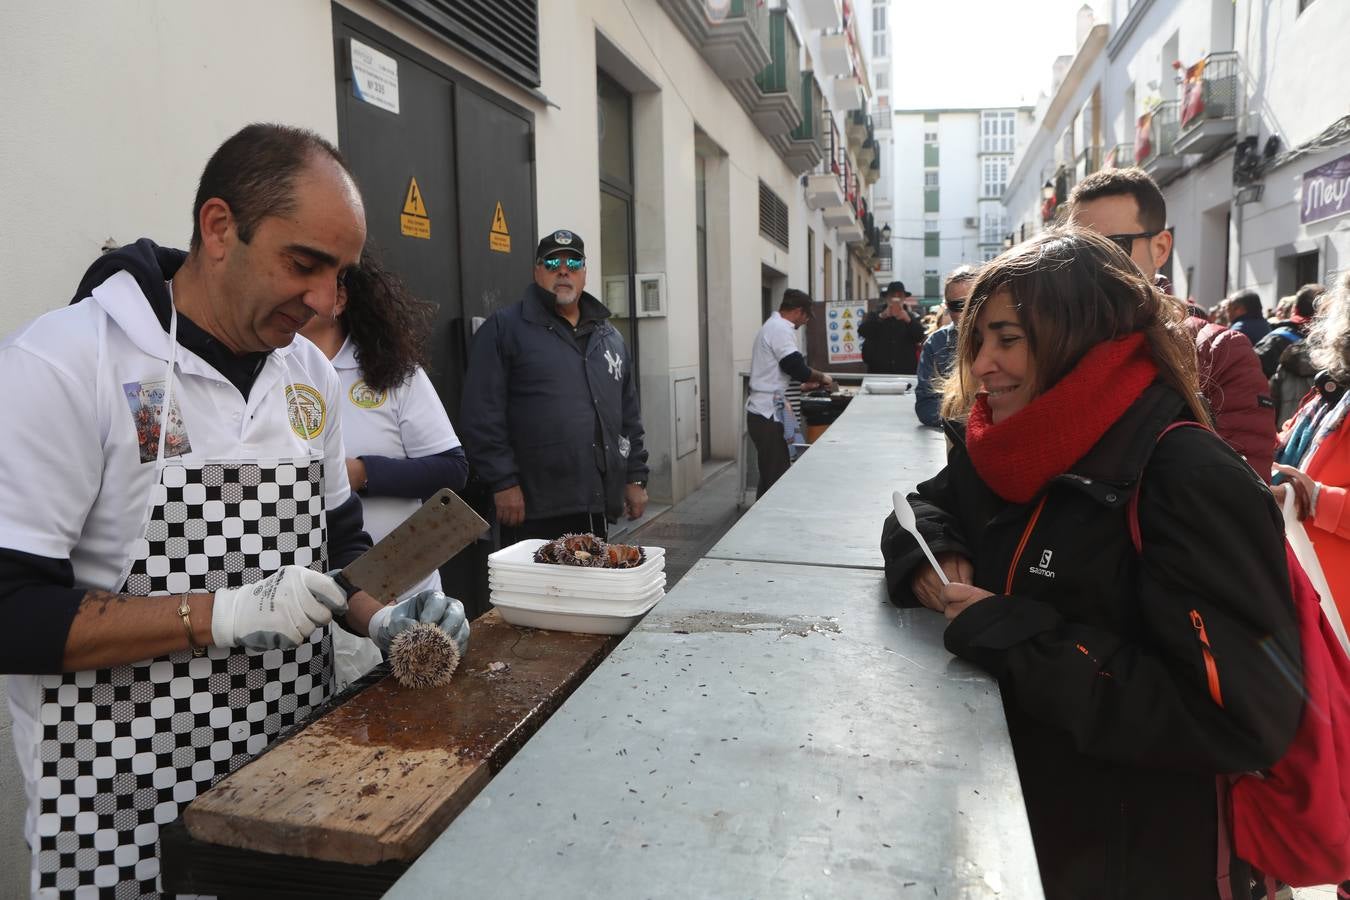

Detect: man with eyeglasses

[461,229,649,546]
[1067,167,1275,481]
[915,266,976,426]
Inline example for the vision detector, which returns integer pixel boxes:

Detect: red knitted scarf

[965,332,1158,503]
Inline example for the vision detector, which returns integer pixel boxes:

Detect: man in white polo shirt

[745,289,833,498]
[0,124,468,898]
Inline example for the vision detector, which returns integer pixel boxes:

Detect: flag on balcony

[1179,58,1208,129]
[1135,111,1154,164]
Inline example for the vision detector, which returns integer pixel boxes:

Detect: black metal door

[333,8,537,618]
[335,23,464,420]
[455,88,536,326]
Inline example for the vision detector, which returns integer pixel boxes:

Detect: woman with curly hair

[301,247,468,603]
[881,228,1302,899]
[1272,272,1350,635]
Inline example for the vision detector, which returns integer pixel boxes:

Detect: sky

[886,0,1107,110]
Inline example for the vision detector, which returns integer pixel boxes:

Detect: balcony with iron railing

[864,149,880,185]
[804,131,850,222]
[846,109,869,149]
[1135,100,1183,180]
[876,248,893,281]
[840,192,868,243]
[1076,146,1102,181]
[657,0,770,82]
[1173,51,1241,155]
[772,72,826,175]
[1104,143,1133,169]
[727,7,802,137]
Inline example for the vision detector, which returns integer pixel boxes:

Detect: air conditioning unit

[963,217,978,229]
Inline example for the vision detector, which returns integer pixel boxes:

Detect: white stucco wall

[0,1,341,338]
[1230,0,1350,307]
[1238,0,1348,153]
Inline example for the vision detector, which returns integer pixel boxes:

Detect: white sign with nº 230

[351,39,400,114]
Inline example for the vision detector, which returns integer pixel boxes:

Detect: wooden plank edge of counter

[181,611,618,866]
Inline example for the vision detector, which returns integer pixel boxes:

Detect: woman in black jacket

[881,229,1302,900]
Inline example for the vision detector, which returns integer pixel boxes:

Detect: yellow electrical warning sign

[400,177,430,239]
[489,201,511,253]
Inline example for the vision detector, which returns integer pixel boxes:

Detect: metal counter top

[387,557,1041,899]
[712,390,947,570]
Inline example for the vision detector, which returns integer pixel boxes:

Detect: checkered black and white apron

[30,310,336,898]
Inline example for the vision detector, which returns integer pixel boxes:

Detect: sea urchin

[389,622,462,689]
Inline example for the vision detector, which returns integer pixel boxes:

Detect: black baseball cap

[536,229,585,261]
[885,281,912,298]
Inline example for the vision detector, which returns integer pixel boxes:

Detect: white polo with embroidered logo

[330,336,460,593]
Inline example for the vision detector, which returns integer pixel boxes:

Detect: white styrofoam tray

[488,579,664,610]
[489,539,665,581]
[492,591,662,635]
[488,568,666,598]
[490,586,661,616]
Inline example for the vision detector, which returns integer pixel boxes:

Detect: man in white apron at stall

[745,289,834,499]
[0,123,470,898]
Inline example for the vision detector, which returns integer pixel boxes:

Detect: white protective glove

[211,566,348,651]
[367,589,470,659]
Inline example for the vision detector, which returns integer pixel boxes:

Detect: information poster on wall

[826,300,867,364]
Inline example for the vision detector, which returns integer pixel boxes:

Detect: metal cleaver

[335,488,488,602]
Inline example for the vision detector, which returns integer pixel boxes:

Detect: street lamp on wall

[1042,180,1055,201]
[881,223,891,242]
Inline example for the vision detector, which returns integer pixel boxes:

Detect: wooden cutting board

[183,611,616,865]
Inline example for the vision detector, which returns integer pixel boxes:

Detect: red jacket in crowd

[1185,316,1276,482]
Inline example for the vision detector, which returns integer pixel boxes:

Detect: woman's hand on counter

[910,552,973,613]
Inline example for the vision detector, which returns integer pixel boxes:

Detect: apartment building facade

[1005,0,1349,310]
[892,106,1034,306]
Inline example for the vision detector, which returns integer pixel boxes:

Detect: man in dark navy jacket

[461,229,649,543]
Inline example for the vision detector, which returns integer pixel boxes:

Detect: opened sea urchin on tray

[532,533,646,569]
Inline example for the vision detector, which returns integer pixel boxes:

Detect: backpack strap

[1128,420,1241,900]
[1126,421,1211,552]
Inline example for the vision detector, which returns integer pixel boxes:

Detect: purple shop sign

[1301,152,1350,225]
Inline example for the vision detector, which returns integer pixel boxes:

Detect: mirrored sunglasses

[541,256,585,272]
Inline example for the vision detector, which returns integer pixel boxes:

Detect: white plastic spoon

[892,490,949,585]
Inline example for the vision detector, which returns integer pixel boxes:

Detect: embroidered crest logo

[286,383,326,439]
[618,436,631,459]
[348,380,387,410]
[604,349,623,381]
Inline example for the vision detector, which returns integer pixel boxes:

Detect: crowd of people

[2,116,1345,900]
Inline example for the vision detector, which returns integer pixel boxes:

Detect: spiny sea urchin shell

[389,622,461,689]
[533,541,560,564]
[603,543,646,569]
[555,532,607,567]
